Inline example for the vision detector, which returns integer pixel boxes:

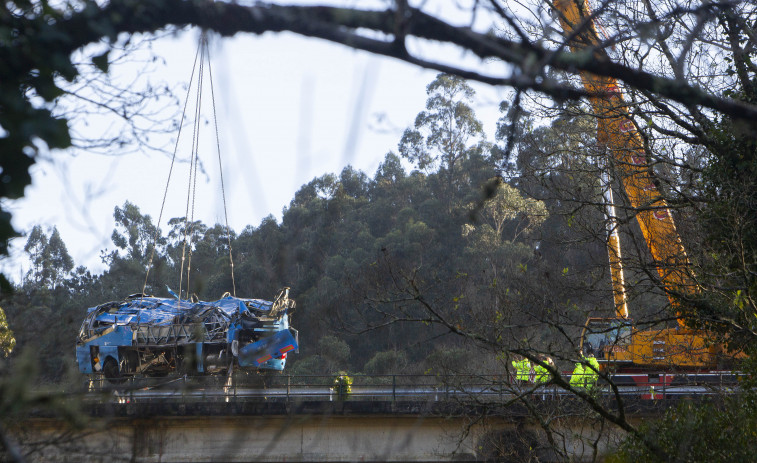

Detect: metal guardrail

[83,372,746,404]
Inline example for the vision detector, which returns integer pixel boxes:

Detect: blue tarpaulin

[85,295,279,326]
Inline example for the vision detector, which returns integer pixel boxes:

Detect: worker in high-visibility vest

[569,359,586,389]
[511,356,532,384]
[534,356,554,384]
[584,353,600,390]
[570,352,600,390]
[333,372,352,399]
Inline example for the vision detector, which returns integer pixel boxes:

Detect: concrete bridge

[8,376,722,463]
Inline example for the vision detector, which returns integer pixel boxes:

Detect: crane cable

[179,31,237,300]
[142,38,202,298]
[143,31,237,300]
[178,33,205,301]
[206,38,237,297]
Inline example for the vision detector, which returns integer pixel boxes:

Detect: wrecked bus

[75,288,298,383]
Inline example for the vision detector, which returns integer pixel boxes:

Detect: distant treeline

[1,75,612,382]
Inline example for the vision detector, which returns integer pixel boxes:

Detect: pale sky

[1,2,512,282]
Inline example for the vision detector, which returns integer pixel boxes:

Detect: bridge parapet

[7,373,740,462]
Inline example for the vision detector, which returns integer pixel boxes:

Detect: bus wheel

[103,358,125,384]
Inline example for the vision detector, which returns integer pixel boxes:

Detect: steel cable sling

[142,31,237,302]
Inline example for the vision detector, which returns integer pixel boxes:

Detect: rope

[142,36,203,298]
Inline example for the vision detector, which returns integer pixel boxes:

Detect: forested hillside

[1,75,614,383]
[3,0,757,459]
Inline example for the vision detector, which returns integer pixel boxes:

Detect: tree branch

[42,0,757,123]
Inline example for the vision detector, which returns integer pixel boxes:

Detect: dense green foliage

[612,360,757,463]
[693,31,757,348]
[1,158,554,381]
[3,75,598,383]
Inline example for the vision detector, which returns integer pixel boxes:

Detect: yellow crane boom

[555,0,696,319]
[553,0,736,370]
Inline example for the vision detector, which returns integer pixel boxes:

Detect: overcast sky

[1,2,512,282]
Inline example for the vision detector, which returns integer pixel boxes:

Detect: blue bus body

[76,289,297,382]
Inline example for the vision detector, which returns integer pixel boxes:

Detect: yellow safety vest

[534,364,550,383]
[584,356,600,389]
[570,362,586,388]
[514,359,531,381]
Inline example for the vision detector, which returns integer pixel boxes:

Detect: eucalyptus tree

[107,201,163,265]
[462,181,548,302]
[22,226,74,290]
[42,228,74,291]
[22,226,49,286]
[398,74,489,210]
[101,202,168,297]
